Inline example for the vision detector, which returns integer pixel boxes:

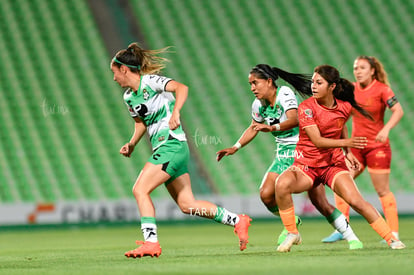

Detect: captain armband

[386,96,398,108]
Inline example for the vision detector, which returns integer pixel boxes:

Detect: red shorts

[350,143,391,173]
[291,160,349,189]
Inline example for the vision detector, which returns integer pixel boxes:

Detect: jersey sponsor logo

[127,100,148,118]
[266,117,280,125]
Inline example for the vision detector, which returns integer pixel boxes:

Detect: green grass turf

[0,218,413,275]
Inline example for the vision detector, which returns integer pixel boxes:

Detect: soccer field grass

[0,218,413,275]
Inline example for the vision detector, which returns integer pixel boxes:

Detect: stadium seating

[0,0,413,205]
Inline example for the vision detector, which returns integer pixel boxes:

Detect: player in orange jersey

[274,65,405,252]
[323,56,404,243]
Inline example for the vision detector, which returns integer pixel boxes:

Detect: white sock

[332,214,358,242]
[214,207,240,226]
[141,223,158,243]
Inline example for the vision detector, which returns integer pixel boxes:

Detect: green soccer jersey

[123,74,186,150]
[251,86,299,145]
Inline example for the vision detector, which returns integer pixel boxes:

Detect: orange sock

[379,192,399,233]
[370,217,394,243]
[279,207,298,234]
[334,193,350,221]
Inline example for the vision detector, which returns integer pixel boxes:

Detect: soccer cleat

[348,240,363,250]
[321,231,344,243]
[277,232,302,252]
[388,239,406,250]
[124,240,162,258]
[234,214,252,251]
[277,216,302,245]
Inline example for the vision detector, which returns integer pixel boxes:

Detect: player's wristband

[233,142,242,150]
[274,124,281,131]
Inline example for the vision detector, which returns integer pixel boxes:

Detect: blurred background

[0,0,413,226]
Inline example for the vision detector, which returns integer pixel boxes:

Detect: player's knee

[260,187,275,205]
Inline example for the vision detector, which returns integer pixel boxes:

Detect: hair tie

[113,57,141,70]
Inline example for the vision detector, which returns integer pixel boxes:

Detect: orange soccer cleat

[234,214,252,251]
[124,240,162,258]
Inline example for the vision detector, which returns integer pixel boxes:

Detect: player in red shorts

[275,65,405,252]
[323,56,404,243]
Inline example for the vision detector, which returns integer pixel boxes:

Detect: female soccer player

[275,64,405,252]
[217,64,362,249]
[323,56,404,243]
[111,42,251,258]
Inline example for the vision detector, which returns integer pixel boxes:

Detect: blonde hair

[356,55,390,86]
[112,42,171,75]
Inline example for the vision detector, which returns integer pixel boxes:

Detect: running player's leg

[167,173,251,251]
[259,171,302,245]
[275,167,312,252]
[125,162,169,258]
[332,173,404,249]
[308,184,362,249]
[323,154,364,243]
[369,171,399,238]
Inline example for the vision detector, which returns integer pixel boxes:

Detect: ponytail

[335,78,373,120]
[250,64,312,98]
[315,64,372,120]
[112,42,171,74]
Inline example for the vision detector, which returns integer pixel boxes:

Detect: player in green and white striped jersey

[217,64,363,250]
[111,43,251,258]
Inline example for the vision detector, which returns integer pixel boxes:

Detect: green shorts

[148,138,189,185]
[266,143,296,174]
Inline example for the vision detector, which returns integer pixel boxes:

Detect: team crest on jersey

[158,136,165,142]
[143,89,150,100]
[304,109,313,118]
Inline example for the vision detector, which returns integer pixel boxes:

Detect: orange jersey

[352,80,396,145]
[295,97,352,167]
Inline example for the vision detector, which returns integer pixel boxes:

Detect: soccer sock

[266,205,280,216]
[334,193,350,221]
[379,192,399,234]
[141,216,158,243]
[213,207,240,226]
[279,207,298,234]
[369,216,394,243]
[326,208,358,241]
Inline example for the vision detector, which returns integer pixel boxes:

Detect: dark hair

[111,42,170,74]
[314,65,372,120]
[250,64,312,98]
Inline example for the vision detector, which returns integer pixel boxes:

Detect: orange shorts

[350,143,391,173]
[291,160,349,189]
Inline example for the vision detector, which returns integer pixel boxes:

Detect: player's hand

[169,111,181,130]
[253,124,273,132]
[345,152,362,171]
[375,128,389,143]
[347,137,367,149]
[216,147,238,162]
[120,142,135,157]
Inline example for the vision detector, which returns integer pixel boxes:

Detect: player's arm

[376,101,404,143]
[120,117,147,157]
[216,119,259,161]
[253,109,298,132]
[165,80,188,130]
[304,125,367,149]
[340,124,362,170]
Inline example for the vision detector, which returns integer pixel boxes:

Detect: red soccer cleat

[124,240,162,258]
[234,214,252,251]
